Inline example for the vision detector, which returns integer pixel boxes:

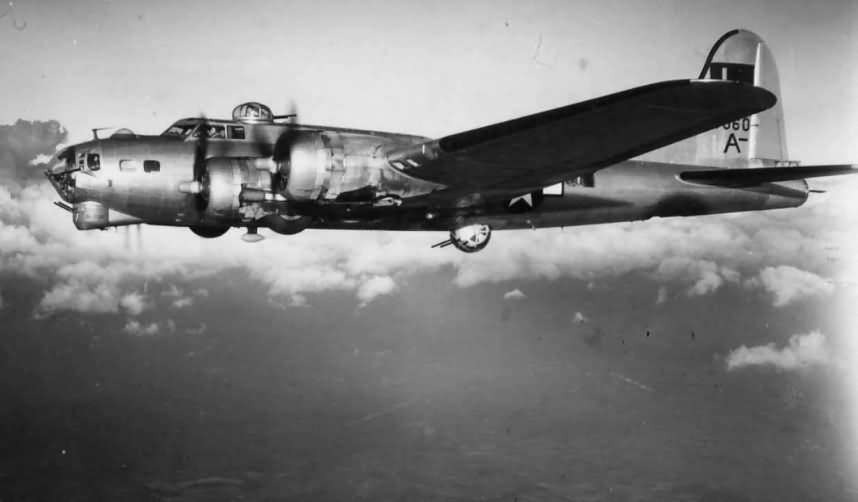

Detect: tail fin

[644,29,789,168]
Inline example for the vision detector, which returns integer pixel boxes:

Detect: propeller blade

[272,100,300,193]
[287,99,298,123]
[192,115,210,211]
[272,101,299,161]
[193,115,209,182]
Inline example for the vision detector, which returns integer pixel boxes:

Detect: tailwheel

[432,224,492,253]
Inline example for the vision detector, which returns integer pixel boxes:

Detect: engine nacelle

[202,158,273,217]
[262,214,311,235]
[277,132,346,201]
[275,131,440,204]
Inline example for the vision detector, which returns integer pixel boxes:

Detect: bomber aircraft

[47,30,856,252]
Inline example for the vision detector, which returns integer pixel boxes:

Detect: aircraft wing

[387,79,776,191]
[679,164,858,187]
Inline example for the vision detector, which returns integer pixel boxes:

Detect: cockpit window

[162,123,198,137]
[191,124,226,139]
[205,125,225,139]
[86,153,101,171]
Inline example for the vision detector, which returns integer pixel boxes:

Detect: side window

[119,159,139,172]
[567,173,595,188]
[86,153,101,171]
[205,125,226,139]
[143,160,160,173]
[228,126,246,140]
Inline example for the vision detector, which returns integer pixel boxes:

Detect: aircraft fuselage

[53,122,807,235]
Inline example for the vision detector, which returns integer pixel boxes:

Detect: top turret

[232,102,274,124]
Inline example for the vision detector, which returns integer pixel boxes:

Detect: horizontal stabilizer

[679,164,858,187]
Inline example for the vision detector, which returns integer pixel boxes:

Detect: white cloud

[33,260,169,318]
[0,186,24,221]
[29,153,53,166]
[123,319,160,336]
[572,311,588,324]
[654,257,739,297]
[503,288,527,301]
[171,297,193,309]
[161,284,194,308]
[656,286,668,304]
[745,265,834,307]
[6,198,846,315]
[356,275,397,308]
[36,266,123,317]
[725,330,829,371]
[119,291,148,316]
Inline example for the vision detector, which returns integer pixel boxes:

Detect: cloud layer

[0,119,66,190]
[745,265,834,307]
[357,275,397,308]
[725,331,830,371]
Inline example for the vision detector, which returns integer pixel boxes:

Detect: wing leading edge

[387,79,776,191]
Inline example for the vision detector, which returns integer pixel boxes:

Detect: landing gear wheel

[450,224,492,253]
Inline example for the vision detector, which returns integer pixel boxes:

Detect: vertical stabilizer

[643,29,789,168]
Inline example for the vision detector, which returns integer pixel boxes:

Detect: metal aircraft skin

[46,30,856,252]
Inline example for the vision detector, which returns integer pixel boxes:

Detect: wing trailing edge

[678,165,858,187]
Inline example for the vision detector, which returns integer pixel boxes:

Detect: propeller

[273,99,299,125]
[178,115,211,210]
[271,100,299,194]
[192,115,210,211]
[177,103,301,243]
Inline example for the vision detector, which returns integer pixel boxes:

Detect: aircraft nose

[45,145,78,203]
[50,145,76,175]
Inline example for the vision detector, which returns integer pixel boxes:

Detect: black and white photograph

[0,1,857,500]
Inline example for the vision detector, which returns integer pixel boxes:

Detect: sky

[0,0,856,160]
[1,1,858,501]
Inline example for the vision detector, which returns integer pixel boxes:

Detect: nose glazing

[45,146,77,202]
